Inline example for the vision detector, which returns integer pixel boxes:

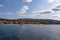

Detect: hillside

[0,18,60,24]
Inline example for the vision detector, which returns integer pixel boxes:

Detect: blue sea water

[0,24,60,40]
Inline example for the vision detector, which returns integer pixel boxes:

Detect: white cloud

[49,2,60,20]
[23,6,29,10]
[48,0,58,3]
[23,10,52,17]
[17,6,29,15]
[23,0,32,3]
[0,4,3,8]
[52,6,60,16]
[47,0,60,10]
[17,9,26,14]
[50,11,60,20]
[50,5,60,20]
[18,11,51,18]
[17,9,60,20]
[17,10,51,18]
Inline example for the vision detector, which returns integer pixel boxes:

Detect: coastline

[0,18,60,24]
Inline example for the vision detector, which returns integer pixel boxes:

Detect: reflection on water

[0,24,60,40]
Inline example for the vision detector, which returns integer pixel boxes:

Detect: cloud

[51,5,60,20]
[23,6,29,10]
[17,9,26,15]
[18,11,52,18]
[52,5,60,11]
[52,8,60,11]
[17,10,52,18]
[17,6,29,15]
[48,0,60,10]
[52,12,60,19]
[48,0,58,3]
[56,5,60,8]
[23,0,32,3]
[32,10,52,14]
[26,10,52,17]
[0,4,3,8]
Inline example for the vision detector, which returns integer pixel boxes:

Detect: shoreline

[0,18,60,24]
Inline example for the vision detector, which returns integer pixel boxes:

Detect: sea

[0,24,60,40]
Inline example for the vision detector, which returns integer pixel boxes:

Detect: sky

[0,0,60,20]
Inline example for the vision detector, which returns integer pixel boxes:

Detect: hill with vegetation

[0,18,60,24]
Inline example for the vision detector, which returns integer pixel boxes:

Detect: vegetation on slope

[0,18,60,24]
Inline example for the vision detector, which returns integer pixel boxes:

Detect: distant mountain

[0,18,60,24]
